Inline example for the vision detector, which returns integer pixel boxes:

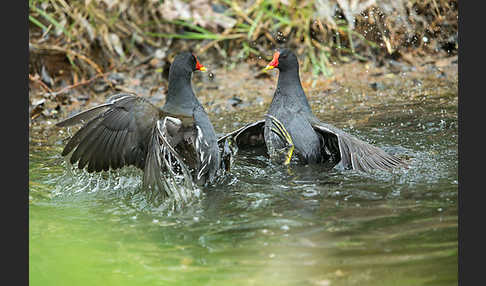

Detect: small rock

[227,96,243,107]
[77,94,90,101]
[370,82,385,91]
[254,97,264,106]
[154,48,166,59]
[92,79,109,93]
[412,79,423,87]
[108,73,125,85]
[41,65,54,87]
[437,71,447,79]
[212,3,228,13]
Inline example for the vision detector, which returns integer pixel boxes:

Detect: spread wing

[217,120,265,147]
[56,94,160,172]
[143,105,222,205]
[217,120,265,171]
[312,121,407,172]
[142,117,196,206]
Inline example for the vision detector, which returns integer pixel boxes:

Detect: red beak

[264,51,280,70]
[194,55,207,71]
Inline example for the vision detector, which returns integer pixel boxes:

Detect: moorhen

[218,48,407,172]
[56,52,226,203]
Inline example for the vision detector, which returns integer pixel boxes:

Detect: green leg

[222,137,237,172]
[264,114,295,165]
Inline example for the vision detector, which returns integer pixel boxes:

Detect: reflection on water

[29,75,457,286]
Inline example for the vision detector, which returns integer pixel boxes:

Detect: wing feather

[55,104,111,128]
[57,94,160,172]
[142,118,196,205]
[193,105,221,186]
[72,123,106,168]
[313,120,407,172]
[217,120,265,146]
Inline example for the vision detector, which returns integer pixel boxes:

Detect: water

[29,73,457,286]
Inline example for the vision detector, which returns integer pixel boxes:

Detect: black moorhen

[218,48,407,172]
[56,52,225,203]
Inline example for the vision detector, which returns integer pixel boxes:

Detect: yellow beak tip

[262,66,274,73]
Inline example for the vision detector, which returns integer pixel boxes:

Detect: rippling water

[29,74,457,286]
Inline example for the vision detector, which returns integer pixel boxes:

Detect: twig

[372,13,394,54]
[29,73,53,93]
[30,43,106,77]
[230,1,255,25]
[47,72,112,97]
[264,31,277,45]
[30,42,114,91]
[198,26,235,54]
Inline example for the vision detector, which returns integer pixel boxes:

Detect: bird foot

[221,136,238,172]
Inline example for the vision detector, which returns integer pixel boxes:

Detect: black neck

[276,67,304,94]
[164,69,200,113]
[274,66,313,114]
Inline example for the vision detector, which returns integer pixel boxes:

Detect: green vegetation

[29,0,457,78]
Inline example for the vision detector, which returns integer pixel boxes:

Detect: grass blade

[30,5,72,39]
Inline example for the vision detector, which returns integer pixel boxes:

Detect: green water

[29,75,458,286]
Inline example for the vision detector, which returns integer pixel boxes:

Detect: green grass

[30,4,72,40]
[28,0,457,76]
